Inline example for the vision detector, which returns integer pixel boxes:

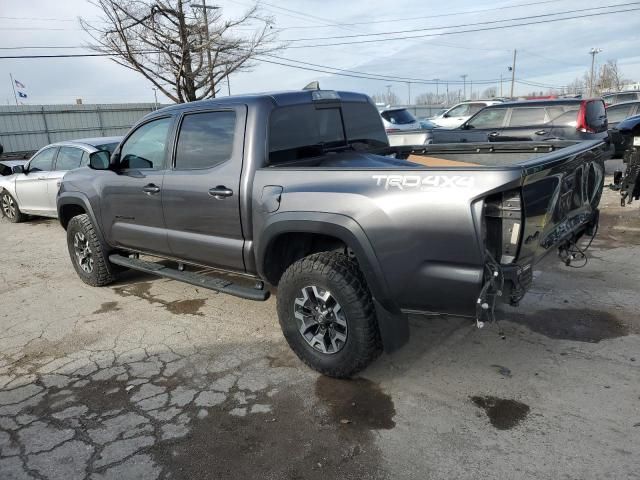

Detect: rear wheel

[1,191,26,223]
[277,252,382,378]
[66,214,116,286]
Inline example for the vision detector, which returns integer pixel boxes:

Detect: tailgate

[513,140,606,266]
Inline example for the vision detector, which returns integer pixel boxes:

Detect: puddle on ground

[164,299,206,316]
[113,282,206,316]
[315,376,396,430]
[92,301,120,315]
[506,308,630,342]
[471,395,530,430]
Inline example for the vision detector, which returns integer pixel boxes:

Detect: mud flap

[374,298,409,353]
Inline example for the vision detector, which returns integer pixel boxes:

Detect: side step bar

[108,254,270,301]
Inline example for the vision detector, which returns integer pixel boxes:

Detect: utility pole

[589,47,602,97]
[470,79,473,100]
[460,74,467,100]
[407,82,411,104]
[509,49,517,98]
[192,1,220,98]
[500,74,503,97]
[9,73,18,106]
[433,78,440,103]
[385,84,392,105]
[152,88,159,110]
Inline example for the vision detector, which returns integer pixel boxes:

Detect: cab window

[175,111,236,170]
[28,147,57,172]
[508,107,547,127]
[119,117,172,170]
[446,104,470,117]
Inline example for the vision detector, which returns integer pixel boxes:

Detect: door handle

[208,186,233,199]
[488,131,500,137]
[142,184,161,195]
[535,130,548,135]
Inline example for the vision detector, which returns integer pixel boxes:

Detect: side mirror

[442,113,449,118]
[88,150,111,170]
[12,165,25,174]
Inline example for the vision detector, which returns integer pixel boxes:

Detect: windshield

[268,102,388,164]
[380,109,416,125]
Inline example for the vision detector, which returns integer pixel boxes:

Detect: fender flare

[57,192,108,247]
[256,212,409,353]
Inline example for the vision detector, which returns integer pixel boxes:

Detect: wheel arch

[257,212,394,312]
[57,193,108,247]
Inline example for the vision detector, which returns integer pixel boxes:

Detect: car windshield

[93,142,119,154]
[381,109,416,125]
[268,102,388,164]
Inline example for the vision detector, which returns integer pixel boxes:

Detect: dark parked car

[424,99,609,146]
[602,91,640,106]
[606,101,640,157]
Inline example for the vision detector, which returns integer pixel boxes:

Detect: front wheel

[66,214,116,287]
[1,191,26,223]
[276,252,382,378]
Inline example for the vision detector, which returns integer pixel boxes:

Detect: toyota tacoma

[57,89,607,377]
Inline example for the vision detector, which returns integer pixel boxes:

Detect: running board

[108,254,270,301]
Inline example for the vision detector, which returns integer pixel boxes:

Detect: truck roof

[157,90,373,114]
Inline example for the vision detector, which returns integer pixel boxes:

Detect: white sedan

[0,137,121,223]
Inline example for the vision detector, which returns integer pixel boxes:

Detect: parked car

[0,137,121,222]
[602,91,640,106]
[379,107,421,133]
[430,100,503,129]
[422,99,609,146]
[57,89,605,377]
[609,113,640,161]
[606,101,640,157]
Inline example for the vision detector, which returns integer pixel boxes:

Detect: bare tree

[598,59,628,93]
[371,91,400,106]
[81,0,281,102]
[481,87,497,99]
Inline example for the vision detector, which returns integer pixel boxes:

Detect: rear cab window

[268,101,387,165]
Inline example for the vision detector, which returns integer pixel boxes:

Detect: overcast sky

[1,0,639,105]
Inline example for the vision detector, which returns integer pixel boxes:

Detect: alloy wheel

[1,193,16,220]
[73,231,94,274]
[294,285,348,354]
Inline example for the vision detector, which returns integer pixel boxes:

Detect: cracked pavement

[1,172,639,479]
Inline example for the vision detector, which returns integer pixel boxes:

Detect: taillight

[576,100,595,133]
[484,190,523,264]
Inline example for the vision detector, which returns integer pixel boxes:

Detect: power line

[274,0,565,30]
[281,2,640,42]
[283,6,640,48]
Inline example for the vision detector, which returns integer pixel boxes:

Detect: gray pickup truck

[56,89,607,377]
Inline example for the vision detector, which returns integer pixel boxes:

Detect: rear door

[162,107,246,271]
[15,146,58,214]
[498,106,549,141]
[100,116,174,255]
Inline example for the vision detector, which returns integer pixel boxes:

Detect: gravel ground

[0,174,639,480]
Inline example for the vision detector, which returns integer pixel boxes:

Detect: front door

[162,107,246,271]
[15,146,58,214]
[99,116,174,255]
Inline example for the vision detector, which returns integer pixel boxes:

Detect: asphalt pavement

[0,175,639,480]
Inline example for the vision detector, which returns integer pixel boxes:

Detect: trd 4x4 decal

[372,174,474,190]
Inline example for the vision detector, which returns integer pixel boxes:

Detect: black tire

[277,252,382,378]
[66,214,116,287]
[1,191,26,223]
